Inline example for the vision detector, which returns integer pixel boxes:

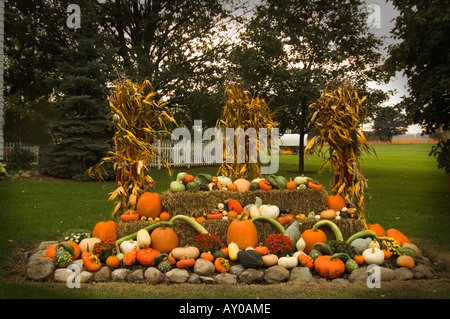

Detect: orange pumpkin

[367,223,386,237]
[354,254,365,265]
[159,211,171,221]
[396,255,415,268]
[106,255,121,269]
[226,213,258,249]
[326,194,346,211]
[301,228,327,254]
[386,228,410,246]
[227,183,238,191]
[286,180,297,190]
[227,198,243,214]
[136,192,162,219]
[382,249,392,260]
[150,224,179,253]
[183,174,195,184]
[92,221,118,242]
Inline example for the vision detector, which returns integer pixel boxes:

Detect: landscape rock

[411,264,434,279]
[93,266,111,282]
[188,273,202,284]
[144,267,165,284]
[194,259,215,276]
[289,267,314,282]
[239,268,264,284]
[54,268,72,283]
[199,276,215,284]
[394,267,414,280]
[264,265,290,284]
[214,273,237,285]
[230,264,245,276]
[111,268,131,281]
[284,221,301,251]
[165,268,190,283]
[27,256,55,281]
[127,269,144,283]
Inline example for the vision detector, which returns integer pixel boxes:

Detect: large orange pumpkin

[226,213,258,249]
[92,221,118,242]
[301,228,327,254]
[326,194,346,211]
[136,192,162,219]
[367,223,386,237]
[150,225,179,253]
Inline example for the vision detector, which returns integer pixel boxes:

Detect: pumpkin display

[326,194,346,211]
[385,228,410,246]
[234,179,251,192]
[226,213,259,249]
[136,192,162,219]
[92,221,118,242]
[136,248,160,266]
[314,255,346,279]
[150,224,179,254]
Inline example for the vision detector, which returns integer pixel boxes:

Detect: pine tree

[45,4,116,180]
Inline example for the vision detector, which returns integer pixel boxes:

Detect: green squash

[155,253,173,273]
[237,250,263,269]
[331,253,359,273]
[54,243,75,268]
[249,182,260,191]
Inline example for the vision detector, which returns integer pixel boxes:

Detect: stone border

[25,241,436,286]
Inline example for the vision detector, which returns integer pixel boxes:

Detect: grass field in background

[0,143,449,299]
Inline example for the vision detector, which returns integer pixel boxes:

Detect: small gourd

[362,248,385,265]
[295,237,306,253]
[350,237,372,254]
[262,254,279,267]
[54,243,75,268]
[120,240,139,254]
[368,239,380,249]
[228,242,240,261]
[136,229,151,249]
[278,255,298,269]
[155,253,173,273]
[249,205,261,218]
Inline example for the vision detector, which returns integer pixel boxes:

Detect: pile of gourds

[168,172,324,193]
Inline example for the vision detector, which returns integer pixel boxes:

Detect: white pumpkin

[259,204,280,219]
[120,240,139,254]
[217,176,233,186]
[362,247,385,265]
[136,229,151,249]
[278,255,298,269]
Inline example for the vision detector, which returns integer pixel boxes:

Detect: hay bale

[160,188,328,216]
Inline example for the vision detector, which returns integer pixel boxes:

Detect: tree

[385,0,450,183]
[43,2,117,180]
[229,0,389,172]
[373,106,408,142]
[96,0,237,128]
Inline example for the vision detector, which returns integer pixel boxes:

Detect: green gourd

[54,243,75,268]
[330,253,359,273]
[155,253,173,273]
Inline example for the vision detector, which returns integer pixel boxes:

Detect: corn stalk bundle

[305,84,373,220]
[87,77,177,217]
[217,85,276,180]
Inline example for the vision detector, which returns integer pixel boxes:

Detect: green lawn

[0,143,449,299]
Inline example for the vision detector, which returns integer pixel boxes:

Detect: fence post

[157,139,161,170]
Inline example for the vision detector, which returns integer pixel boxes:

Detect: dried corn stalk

[87,77,177,217]
[217,85,276,180]
[305,84,373,220]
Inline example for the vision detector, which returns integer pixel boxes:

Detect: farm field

[0,143,449,301]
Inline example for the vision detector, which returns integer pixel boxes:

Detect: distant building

[279,134,308,153]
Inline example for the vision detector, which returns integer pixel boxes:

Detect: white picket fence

[150,139,220,169]
[1,143,39,164]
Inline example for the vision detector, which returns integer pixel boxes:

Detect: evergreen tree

[44,3,116,180]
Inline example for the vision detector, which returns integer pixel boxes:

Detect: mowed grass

[0,143,449,299]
